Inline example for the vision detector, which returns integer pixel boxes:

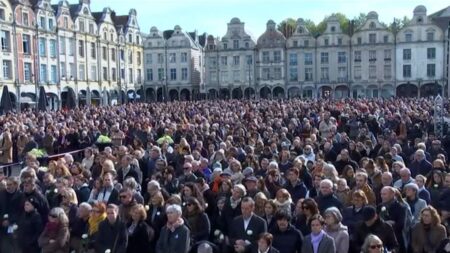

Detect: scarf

[230,197,241,209]
[45,221,60,238]
[311,230,325,253]
[88,213,107,235]
[166,217,184,232]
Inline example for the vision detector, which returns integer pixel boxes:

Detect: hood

[326,222,348,233]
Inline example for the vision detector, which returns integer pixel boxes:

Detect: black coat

[341,205,365,235]
[156,223,191,253]
[0,189,24,225]
[127,221,155,253]
[23,190,50,224]
[250,246,280,253]
[229,214,268,251]
[95,219,128,253]
[270,224,303,253]
[315,193,343,214]
[75,184,91,204]
[352,218,398,253]
[17,210,43,253]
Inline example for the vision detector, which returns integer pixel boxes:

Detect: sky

[84,0,447,38]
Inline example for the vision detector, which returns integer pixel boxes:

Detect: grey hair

[123,177,139,190]
[361,234,383,253]
[197,242,213,253]
[147,180,161,190]
[50,207,69,225]
[166,204,182,217]
[79,202,92,211]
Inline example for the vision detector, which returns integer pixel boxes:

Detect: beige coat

[0,131,13,164]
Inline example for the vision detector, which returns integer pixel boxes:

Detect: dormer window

[331,26,335,32]
[405,33,412,42]
[298,27,303,34]
[245,42,249,48]
[369,22,376,29]
[427,32,434,41]
[324,39,329,46]
[417,16,423,23]
[83,7,89,15]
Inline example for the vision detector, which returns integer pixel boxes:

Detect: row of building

[0,1,450,110]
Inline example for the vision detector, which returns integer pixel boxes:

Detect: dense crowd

[0,98,450,253]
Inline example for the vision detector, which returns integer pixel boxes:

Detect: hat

[243,176,258,183]
[220,171,232,177]
[362,206,377,222]
[242,167,254,177]
[213,167,223,174]
[404,183,419,191]
[212,162,222,170]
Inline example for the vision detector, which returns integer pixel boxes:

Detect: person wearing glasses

[361,234,384,253]
[411,206,447,253]
[87,201,107,246]
[301,214,336,253]
[156,204,190,253]
[118,187,138,224]
[293,198,319,236]
[38,207,70,253]
[183,196,211,244]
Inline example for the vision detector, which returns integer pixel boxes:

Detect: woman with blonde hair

[38,207,70,253]
[274,188,293,216]
[60,187,78,229]
[88,202,107,238]
[254,192,268,217]
[411,206,447,253]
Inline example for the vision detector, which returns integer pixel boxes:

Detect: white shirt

[243,215,252,230]
[97,186,113,202]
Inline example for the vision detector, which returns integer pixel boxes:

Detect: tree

[387,16,411,33]
[304,19,325,38]
[352,13,367,31]
[277,18,297,38]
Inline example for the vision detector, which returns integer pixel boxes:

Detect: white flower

[381,206,386,212]
[156,211,160,216]
[145,205,150,211]
[105,250,111,253]
[54,188,58,194]
[82,234,88,239]
[219,234,224,241]
[214,229,220,236]
[434,184,439,188]
[246,230,253,236]
[205,203,209,208]
[12,224,18,230]
[3,214,8,219]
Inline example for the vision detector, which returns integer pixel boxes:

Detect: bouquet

[96,135,112,143]
[28,148,48,158]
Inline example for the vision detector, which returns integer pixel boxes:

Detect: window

[90,42,96,59]
[111,48,116,61]
[145,53,152,64]
[91,66,97,81]
[146,69,153,81]
[79,20,84,32]
[78,40,84,57]
[49,39,56,57]
[304,53,312,65]
[369,33,376,43]
[369,65,376,79]
[69,63,75,78]
[427,32,434,41]
[136,36,140,45]
[223,43,227,49]
[1,30,11,51]
[337,38,342,45]
[338,67,347,81]
[128,68,133,82]
[369,50,376,61]
[289,53,297,66]
[39,38,46,56]
[221,56,227,66]
[112,68,116,81]
[0,9,4,21]
[181,52,187,63]
[293,40,298,47]
[289,67,298,81]
[245,42,249,48]
[49,19,54,30]
[403,49,411,60]
[427,64,435,77]
[221,71,228,82]
[338,52,346,63]
[24,62,32,81]
[40,17,46,29]
[354,66,361,80]
[170,68,176,80]
[246,55,253,65]
[262,52,270,63]
[169,53,176,63]
[120,50,125,61]
[137,52,141,65]
[102,67,108,80]
[384,49,391,60]
[427,48,436,59]
[233,56,240,65]
[23,13,28,26]
[157,53,164,63]
[102,47,107,60]
[89,23,94,34]
[63,17,68,29]
[262,68,270,80]
[233,40,239,49]
[79,64,85,80]
[274,51,281,63]
[128,34,132,43]
[22,35,31,54]
[324,39,329,46]
[357,37,362,44]
[405,33,412,42]
[320,67,329,82]
[1,60,11,79]
[233,70,240,81]
[354,51,361,62]
[403,65,411,78]
[321,52,328,64]
[121,69,125,79]
[209,56,217,67]
[51,65,57,83]
[274,68,282,80]
[60,62,66,77]
[68,39,74,56]
[305,68,313,81]
[384,65,391,79]
[137,70,141,84]
[383,35,389,43]
[128,52,133,64]
[304,40,309,47]
[181,68,188,80]
[59,38,66,55]
[40,64,47,82]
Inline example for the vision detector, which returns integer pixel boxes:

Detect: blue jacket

[284,180,307,203]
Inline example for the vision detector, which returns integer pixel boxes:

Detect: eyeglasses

[186,203,193,207]
[119,195,127,199]
[369,244,382,249]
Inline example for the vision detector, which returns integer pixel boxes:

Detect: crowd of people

[0,98,449,253]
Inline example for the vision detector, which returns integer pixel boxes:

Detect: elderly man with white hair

[156,204,190,253]
[393,168,415,191]
[409,149,433,178]
[316,179,343,214]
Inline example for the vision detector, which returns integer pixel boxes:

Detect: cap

[220,171,232,177]
[242,167,254,177]
[243,176,258,183]
[362,206,377,221]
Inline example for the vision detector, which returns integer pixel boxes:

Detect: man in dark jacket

[117,155,141,185]
[352,206,398,253]
[315,179,343,214]
[95,204,128,253]
[22,177,49,224]
[284,168,307,203]
[270,211,303,253]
